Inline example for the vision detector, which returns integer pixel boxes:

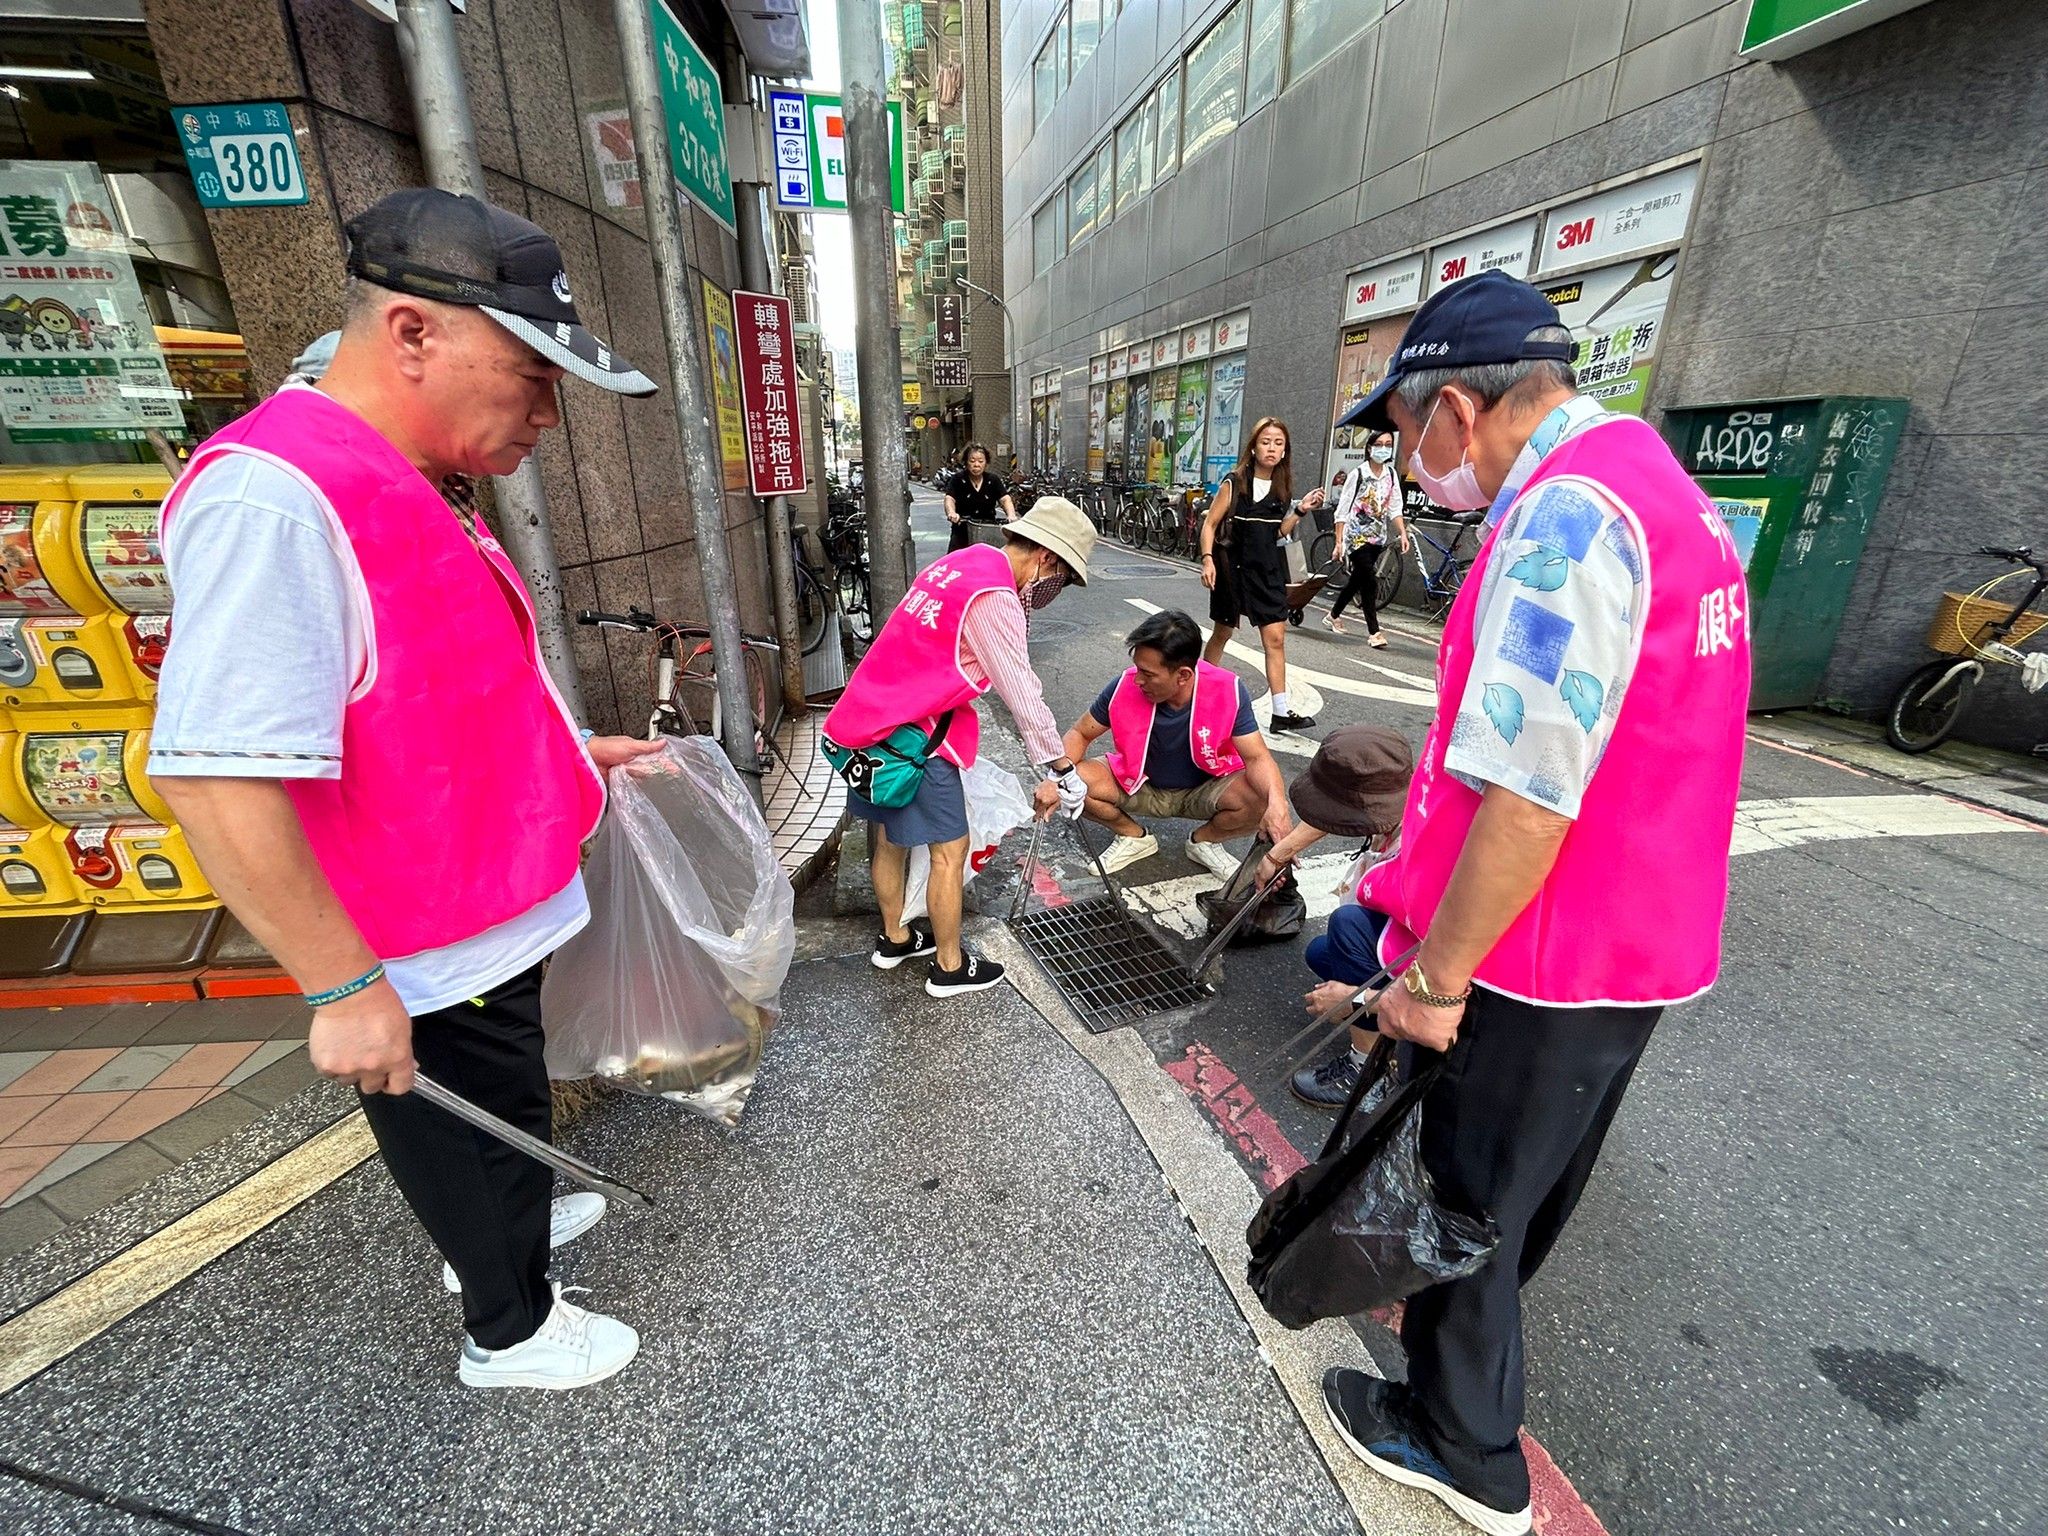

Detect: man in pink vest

[824,498,1096,997]
[1060,608,1290,878]
[1312,271,1750,1535]
[150,191,666,1391]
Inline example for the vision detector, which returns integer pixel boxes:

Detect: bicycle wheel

[1421,559,1467,621]
[678,633,772,751]
[796,564,829,655]
[835,558,865,612]
[1885,658,1976,753]
[1308,531,1335,571]
[1374,544,1404,609]
[846,569,875,643]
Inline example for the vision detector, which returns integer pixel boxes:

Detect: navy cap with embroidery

[1338,269,1571,430]
[344,188,657,397]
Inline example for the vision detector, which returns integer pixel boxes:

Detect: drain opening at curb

[1011,895,1209,1032]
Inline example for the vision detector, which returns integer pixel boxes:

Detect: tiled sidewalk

[0,996,316,1258]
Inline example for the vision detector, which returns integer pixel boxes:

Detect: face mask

[1369,445,1393,464]
[1022,563,1068,613]
[1407,395,1488,511]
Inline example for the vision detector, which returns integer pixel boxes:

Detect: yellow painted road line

[0,1114,376,1397]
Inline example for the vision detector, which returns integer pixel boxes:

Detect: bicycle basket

[1926,591,2048,657]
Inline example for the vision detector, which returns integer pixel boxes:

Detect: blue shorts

[848,757,970,847]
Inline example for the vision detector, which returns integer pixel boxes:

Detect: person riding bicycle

[944,441,1015,553]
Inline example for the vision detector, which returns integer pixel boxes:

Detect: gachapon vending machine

[0,469,138,713]
[44,465,176,700]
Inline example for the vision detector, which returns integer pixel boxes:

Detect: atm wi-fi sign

[767,89,906,216]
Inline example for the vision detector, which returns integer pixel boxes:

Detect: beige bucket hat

[1005,496,1097,585]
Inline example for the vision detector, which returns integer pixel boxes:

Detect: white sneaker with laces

[443,1191,607,1293]
[1098,832,1160,873]
[457,1283,639,1390]
[1186,836,1241,881]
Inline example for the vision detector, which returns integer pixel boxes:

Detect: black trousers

[1329,544,1384,630]
[357,964,554,1350]
[1398,987,1660,1510]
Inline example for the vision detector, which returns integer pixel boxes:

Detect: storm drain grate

[1011,894,1208,1033]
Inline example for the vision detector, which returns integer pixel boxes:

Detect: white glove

[1053,766,1088,820]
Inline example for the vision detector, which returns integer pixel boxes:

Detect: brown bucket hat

[1287,725,1414,838]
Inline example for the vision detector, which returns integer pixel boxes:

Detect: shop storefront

[1084,307,1248,491]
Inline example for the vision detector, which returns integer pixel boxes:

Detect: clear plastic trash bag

[1246,1041,1499,1329]
[542,736,795,1127]
[902,756,1033,921]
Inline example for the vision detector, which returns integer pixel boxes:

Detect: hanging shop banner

[901,380,923,405]
[1124,345,1147,377]
[173,101,308,208]
[1539,255,1678,417]
[1150,333,1181,370]
[1536,164,1699,276]
[1213,311,1251,352]
[0,161,185,445]
[1428,216,1537,293]
[1105,378,1129,470]
[1123,376,1150,481]
[1146,367,1177,486]
[1108,349,1129,380]
[1172,360,1210,484]
[1089,354,1108,384]
[1181,320,1213,360]
[935,293,964,350]
[1341,252,1426,322]
[1203,354,1247,490]
[651,0,736,232]
[1087,383,1108,477]
[700,281,746,490]
[767,89,908,215]
[931,356,969,388]
[1325,314,1408,485]
[733,289,807,497]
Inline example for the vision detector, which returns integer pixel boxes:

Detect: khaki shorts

[1124,774,1236,822]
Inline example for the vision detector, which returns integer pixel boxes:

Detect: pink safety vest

[1358,414,1751,1007]
[1103,660,1247,793]
[159,386,606,960]
[823,543,1018,770]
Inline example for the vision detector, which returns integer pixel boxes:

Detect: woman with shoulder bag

[1325,431,1409,645]
[1199,416,1326,732]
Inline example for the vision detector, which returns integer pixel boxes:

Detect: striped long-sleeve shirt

[958,587,1064,764]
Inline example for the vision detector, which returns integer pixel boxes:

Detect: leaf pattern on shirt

[1482,682,1526,745]
[1560,669,1604,732]
[1507,544,1570,593]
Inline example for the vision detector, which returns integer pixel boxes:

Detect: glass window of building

[1071,0,1102,76]
[1094,140,1115,222]
[1068,156,1098,243]
[1034,26,1062,125]
[1033,200,1063,274]
[1055,11,1072,86]
[1155,71,1182,180]
[1245,0,1286,111]
[1114,108,1145,213]
[1182,4,1245,165]
[1286,0,1371,82]
[1140,91,1159,189]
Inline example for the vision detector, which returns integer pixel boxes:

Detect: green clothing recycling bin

[1661,395,1907,712]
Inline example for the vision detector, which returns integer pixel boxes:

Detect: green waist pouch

[822,711,956,808]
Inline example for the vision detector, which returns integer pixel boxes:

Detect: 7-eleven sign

[768,88,906,215]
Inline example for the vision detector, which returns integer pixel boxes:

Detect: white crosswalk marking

[1123,598,1437,707]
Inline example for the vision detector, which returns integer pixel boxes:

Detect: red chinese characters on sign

[733,288,808,498]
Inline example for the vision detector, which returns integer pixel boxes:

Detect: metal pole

[836,0,914,616]
[724,61,808,717]
[394,0,586,721]
[609,0,760,785]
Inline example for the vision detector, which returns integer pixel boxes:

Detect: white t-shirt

[148,450,588,1015]
[1252,475,1273,503]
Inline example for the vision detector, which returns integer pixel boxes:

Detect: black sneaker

[1290,1046,1365,1109]
[925,950,1005,997]
[872,919,937,970]
[1268,710,1318,733]
[1322,1368,1532,1536]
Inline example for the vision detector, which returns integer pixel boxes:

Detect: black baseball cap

[344,188,657,396]
[1338,269,1571,430]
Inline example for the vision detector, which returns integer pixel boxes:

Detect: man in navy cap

[1317,270,1750,1534]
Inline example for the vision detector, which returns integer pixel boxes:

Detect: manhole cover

[1011,894,1208,1033]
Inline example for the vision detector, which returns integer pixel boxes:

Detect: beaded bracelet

[305,962,385,1008]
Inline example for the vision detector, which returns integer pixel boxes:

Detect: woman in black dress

[1197,417,1327,733]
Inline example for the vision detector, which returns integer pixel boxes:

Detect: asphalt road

[928,486,2048,1536]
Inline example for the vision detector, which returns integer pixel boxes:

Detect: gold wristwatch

[1402,960,1472,1009]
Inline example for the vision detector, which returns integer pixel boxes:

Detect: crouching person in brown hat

[1249,726,1415,1108]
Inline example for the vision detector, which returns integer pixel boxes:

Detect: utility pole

[836,0,914,617]
[610,0,761,787]
[393,0,585,720]
[723,54,807,716]
[958,0,1011,459]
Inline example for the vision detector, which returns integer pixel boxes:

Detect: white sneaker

[1098,832,1160,873]
[443,1192,607,1293]
[457,1283,639,1390]
[1186,836,1241,881]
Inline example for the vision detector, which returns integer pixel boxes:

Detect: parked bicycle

[1885,545,2047,753]
[577,607,785,763]
[1397,512,1486,620]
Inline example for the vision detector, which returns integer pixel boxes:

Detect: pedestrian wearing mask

[1315,270,1751,1535]
[150,190,667,1391]
[943,441,1015,552]
[824,499,1095,997]
[1198,417,1326,732]
[1325,431,1408,644]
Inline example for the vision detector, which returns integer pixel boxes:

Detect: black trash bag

[1246,1039,1499,1329]
[1196,835,1306,944]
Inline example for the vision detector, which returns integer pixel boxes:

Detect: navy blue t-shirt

[1088,674,1258,790]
